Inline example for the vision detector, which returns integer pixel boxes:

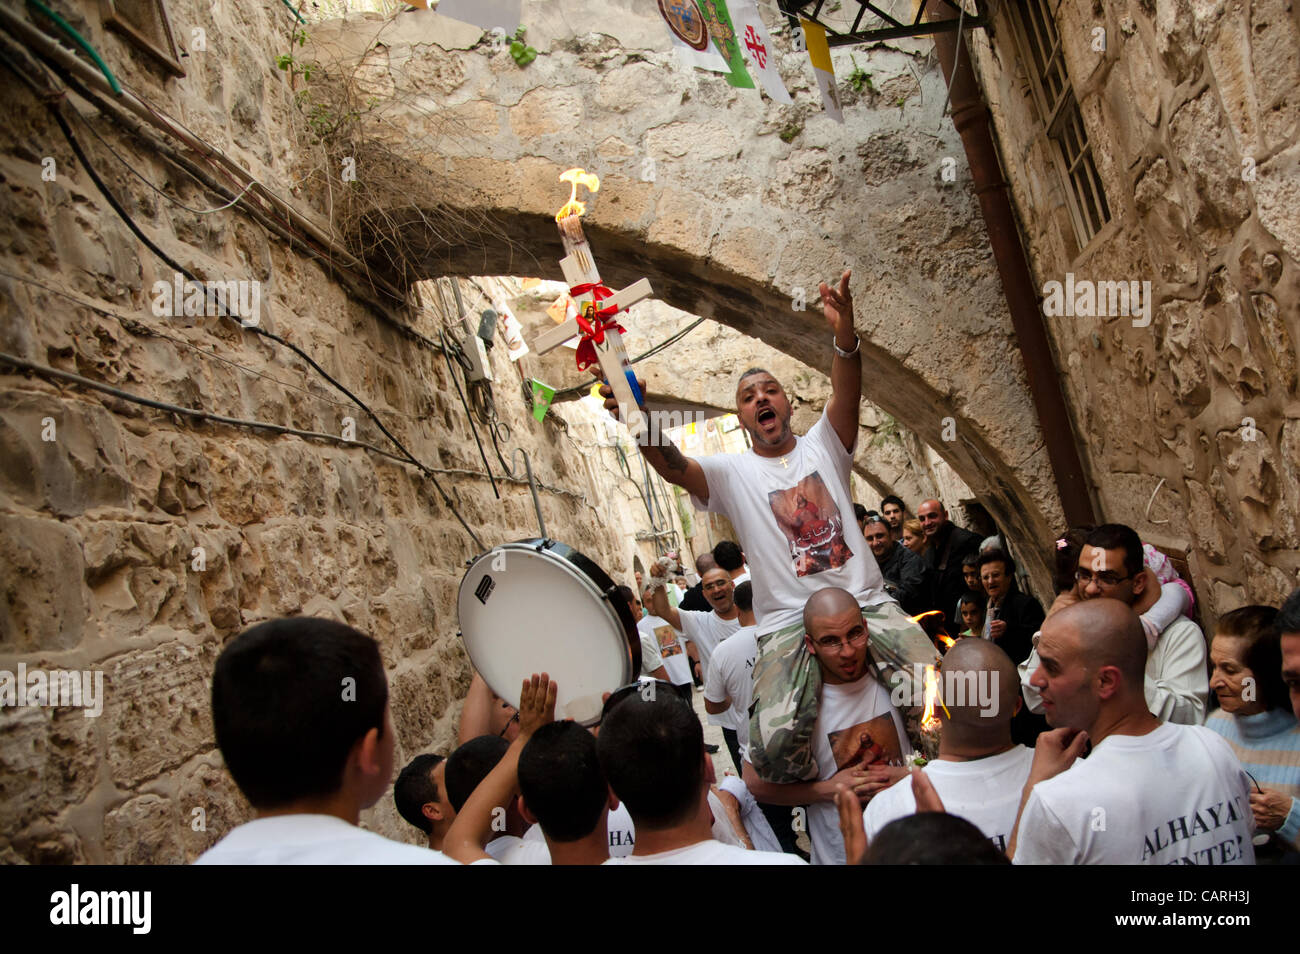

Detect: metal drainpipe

[927,7,1097,528]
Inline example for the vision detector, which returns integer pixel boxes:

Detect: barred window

[1011,0,1110,247]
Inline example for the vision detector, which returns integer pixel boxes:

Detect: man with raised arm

[605,270,933,784]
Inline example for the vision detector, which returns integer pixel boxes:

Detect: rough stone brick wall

[969,0,1300,621]
[0,0,674,861]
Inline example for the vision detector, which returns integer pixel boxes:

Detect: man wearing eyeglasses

[1021,523,1208,725]
[743,586,909,864]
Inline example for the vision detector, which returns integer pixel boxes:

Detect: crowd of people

[193,270,1300,865]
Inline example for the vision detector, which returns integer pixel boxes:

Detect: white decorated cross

[534,169,653,440]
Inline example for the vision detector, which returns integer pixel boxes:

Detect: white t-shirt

[703,625,759,733]
[678,608,740,679]
[602,839,806,865]
[808,675,910,865]
[863,746,1034,853]
[1014,722,1255,865]
[607,802,636,858]
[1020,615,1209,725]
[639,628,664,676]
[691,412,889,635]
[638,615,691,686]
[719,775,783,853]
[194,814,459,865]
[491,827,553,865]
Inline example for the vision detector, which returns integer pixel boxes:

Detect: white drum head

[458,540,639,726]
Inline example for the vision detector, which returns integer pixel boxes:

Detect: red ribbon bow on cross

[569,282,626,372]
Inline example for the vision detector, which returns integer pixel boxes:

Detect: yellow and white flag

[800,19,843,123]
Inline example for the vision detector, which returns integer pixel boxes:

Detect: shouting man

[606,271,933,783]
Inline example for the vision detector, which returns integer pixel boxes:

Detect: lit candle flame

[938,634,956,648]
[908,610,944,624]
[555,168,600,222]
[919,665,940,732]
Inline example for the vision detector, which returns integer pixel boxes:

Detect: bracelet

[833,335,860,358]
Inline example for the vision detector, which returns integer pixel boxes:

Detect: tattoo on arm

[658,441,688,476]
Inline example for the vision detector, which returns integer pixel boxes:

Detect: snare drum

[458,539,642,726]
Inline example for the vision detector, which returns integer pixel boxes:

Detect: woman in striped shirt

[1206,604,1300,862]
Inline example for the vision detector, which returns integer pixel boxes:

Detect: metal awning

[776,0,989,45]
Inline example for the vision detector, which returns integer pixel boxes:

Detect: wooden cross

[533,238,654,440]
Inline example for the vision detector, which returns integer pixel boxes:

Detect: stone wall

[969,0,1300,621]
[0,0,680,861]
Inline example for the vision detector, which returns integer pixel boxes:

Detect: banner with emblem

[800,18,843,123]
[658,0,730,72]
[730,0,792,104]
[698,0,755,89]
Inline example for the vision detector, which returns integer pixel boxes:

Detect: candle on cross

[532,168,653,440]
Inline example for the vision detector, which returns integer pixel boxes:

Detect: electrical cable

[439,329,499,498]
[0,351,594,507]
[0,265,364,413]
[41,98,487,551]
[551,316,708,399]
[24,0,119,93]
[69,109,256,215]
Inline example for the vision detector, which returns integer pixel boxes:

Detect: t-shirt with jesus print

[807,674,909,865]
[1013,722,1255,865]
[690,411,889,636]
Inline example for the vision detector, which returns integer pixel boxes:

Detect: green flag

[530,379,556,422]
[700,0,754,89]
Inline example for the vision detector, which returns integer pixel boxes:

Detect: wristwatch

[834,334,861,358]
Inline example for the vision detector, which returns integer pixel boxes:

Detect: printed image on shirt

[654,624,683,658]
[826,712,903,771]
[768,472,854,577]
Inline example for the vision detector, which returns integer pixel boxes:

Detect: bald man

[916,499,983,631]
[744,586,910,864]
[1010,599,1254,864]
[863,639,1031,853]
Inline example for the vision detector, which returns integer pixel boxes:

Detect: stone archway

[304,7,1069,592]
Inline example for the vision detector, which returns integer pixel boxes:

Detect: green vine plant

[510,26,538,67]
[276,27,315,88]
[847,55,874,93]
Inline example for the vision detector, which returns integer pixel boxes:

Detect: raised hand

[819,268,855,344]
[517,672,557,737]
[599,376,648,420]
[835,784,869,865]
[911,768,947,813]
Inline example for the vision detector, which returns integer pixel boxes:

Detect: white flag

[730,0,792,104]
[800,19,843,123]
[434,0,521,35]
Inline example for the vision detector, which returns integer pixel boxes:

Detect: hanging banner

[530,380,556,422]
[432,0,521,35]
[658,0,730,72]
[800,19,843,123]
[698,0,755,89]
[494,299,530,361]
[730,0,792,104]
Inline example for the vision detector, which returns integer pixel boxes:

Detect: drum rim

[456,539,642,723]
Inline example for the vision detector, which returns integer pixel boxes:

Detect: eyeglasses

[813,630,870,652]
[1074,568,1131,587]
